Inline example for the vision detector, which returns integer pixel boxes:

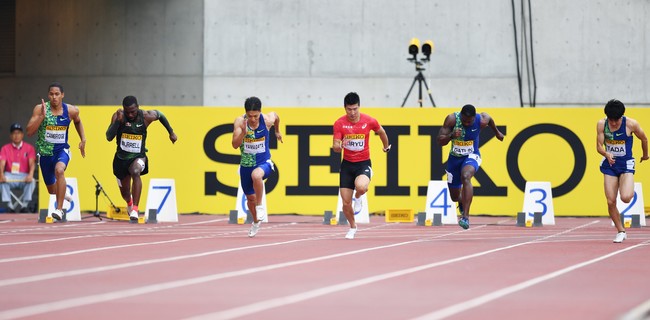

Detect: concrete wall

[0,0,648,136]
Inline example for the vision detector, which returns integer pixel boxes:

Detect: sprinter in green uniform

[106,96,177,221]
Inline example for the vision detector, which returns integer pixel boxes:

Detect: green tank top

[36,101,71,156]
[115,110,147,160]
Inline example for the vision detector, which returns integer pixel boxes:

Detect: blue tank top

[449,112,482,157]
[240,114,271,167]
[36,102,71,156]
[604,116,633,161]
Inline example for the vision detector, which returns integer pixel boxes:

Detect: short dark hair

[122,95,139,108]
[49,82,64,93]
[604,99,625,120]
[460,104,476,117]
[244,96,262,111]
[344,92,360,106]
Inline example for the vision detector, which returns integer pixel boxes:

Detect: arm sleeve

[106,121,120,140]
[156,110,174,134]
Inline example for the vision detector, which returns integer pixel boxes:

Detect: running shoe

[613,231,627,243]
[255,205,267,222]
[64,194,73,203]
[129,210,139,221]
[345,227,358,240]
[248,221,261,238]
[458,217,470,230]
[51,209,64,221]
[353,197,362,213]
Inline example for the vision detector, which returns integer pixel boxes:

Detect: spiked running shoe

[613,231,627,243]
[353,197,363,213]
[345,227,358,240]
[129,210,139,221]
[248,221,261,237]
[458,217,470,230]
[51,209,64,221]
[255,205,267,222]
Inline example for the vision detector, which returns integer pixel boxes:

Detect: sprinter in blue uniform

[232,97,282,237]
[437,104,504,229]
[596,99,648,243]
[26,82,86,221]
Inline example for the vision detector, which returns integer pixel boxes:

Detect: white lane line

[0,222,300,264]
[0,223,394,287]
[186,221,597,320]
[0,225,465,319]
[413,239,650,320]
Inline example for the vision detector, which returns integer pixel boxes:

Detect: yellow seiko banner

[39,107,650,217]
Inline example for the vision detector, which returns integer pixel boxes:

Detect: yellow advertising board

[38,106,650,217]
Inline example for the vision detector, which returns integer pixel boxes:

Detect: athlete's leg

[604,174,624,232]
[459,164,476,218]
[251,167,265,207]
[245,193,259,222]
[128,158,146,207]
[618,173,635,203]
[353,175,370,198]
[53,162,68,210]
[340,187,356,229]
[118,175,132,204]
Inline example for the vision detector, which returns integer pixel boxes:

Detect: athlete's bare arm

[480,112,505,141]
[596,119,615,165]
[26,100,47,137]
[265,111,283,143]
[629,118,649,162]
[68,104,86,158]
[232,116,247,149]
[375,126,391,152]
[436,113,458,146]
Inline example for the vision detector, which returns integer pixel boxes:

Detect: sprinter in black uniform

[106,96,177,221]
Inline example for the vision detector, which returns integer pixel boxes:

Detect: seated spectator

[0,123,36,212]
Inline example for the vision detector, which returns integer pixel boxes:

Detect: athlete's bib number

[452,140,474,156]
[45,125,67,144]
[243,139,266,154]
[120,133,143,153]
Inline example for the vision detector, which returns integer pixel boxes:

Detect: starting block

[433,213,442,226]
[38,208,67,223]
[146,209,158,224]
[323,211,333,225]
[338,211,348,225]
[416,212,426,226]
[229,210,238,224]
[516,212,526,227]
[385,209,414,223]
[107,206,130,221]
[533,212,543,227]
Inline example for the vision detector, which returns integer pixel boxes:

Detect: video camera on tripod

[401,38,436,107]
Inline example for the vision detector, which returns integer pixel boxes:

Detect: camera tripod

[400,60,436,107]
[90,174,120,221]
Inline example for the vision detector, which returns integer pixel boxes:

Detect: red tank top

[333,113,380,162]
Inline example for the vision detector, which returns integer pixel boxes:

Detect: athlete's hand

[169,132,178,144]
[640,155,649,163]
[605,152,615,165]
[451,128,462,138]
[79,140,86,158]
[495,131,505,141]
[40,99,46,118]
[383,144,392,153]
[275,131,283,143]
[116,109,124,122]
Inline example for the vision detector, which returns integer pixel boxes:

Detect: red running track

[0,213,648,320]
